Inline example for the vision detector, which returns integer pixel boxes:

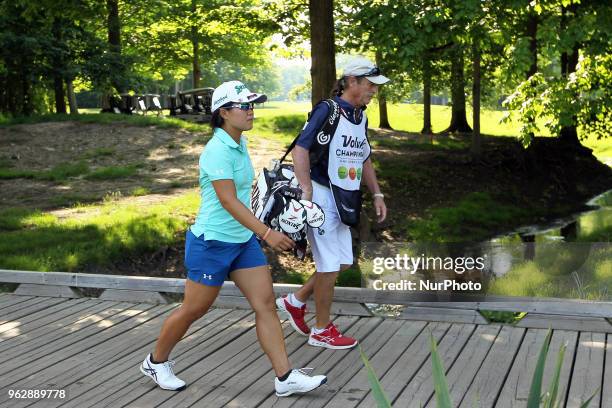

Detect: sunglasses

[224,102,255,111]
[356,67,381,77]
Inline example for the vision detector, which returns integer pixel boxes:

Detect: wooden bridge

[0,270,610,407]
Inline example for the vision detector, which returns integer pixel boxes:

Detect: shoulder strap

[279,99,340,164]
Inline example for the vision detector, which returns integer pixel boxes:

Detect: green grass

[84,165,138,180]
[0,161,140,182]
[81,147,116,159]
[403,192,533,242]
[0,161,89,181]
[132,187,152,196]
[0,112,210,134]
[0,191,200,271]
[487,244,611,300]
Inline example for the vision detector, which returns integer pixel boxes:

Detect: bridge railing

[1,269,610,332]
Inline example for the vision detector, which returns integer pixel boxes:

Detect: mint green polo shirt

[191,127,255,243]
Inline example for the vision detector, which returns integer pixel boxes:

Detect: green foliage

[337,265,362,287]
[430,334,452,408]
[479,310,526,324]
[503,55,612,145]
[528,329,597,408]
[358,346,392,408]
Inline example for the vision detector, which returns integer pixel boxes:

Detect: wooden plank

[114,313,310,408]
[399,306,488,324]
[224,316,373,408]
[0,293,34,308]
[516,314,612,333]
[151,317,344,407]
[57,308,246,408]
[218,295,371,317]
[99,288,170,303]
[325,320,431,408]
[496,329,579,407]
[0,297,90,337]
[157,316,350,408]
[87,310,263,408]
[495,328,549,408]
[423,324,502,408]
[458,325,526,407]
[566,332,605,408]
[227,317,392,408]
[395,323,477,408]
[603,334,612,408]
[14,283,82,298]
[0,297,68,323]
[356,322,452,407]
[0,296,49,317]
[0,302,157,389]
[10,303,180,397]
[542,330,580,407]
[0,300,122,355]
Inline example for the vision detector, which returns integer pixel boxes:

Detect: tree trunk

[421,56,432,134]
[66,79,79,114]
[107,0,121,51]
[559,4,581,147]
[191,0,200,89]
[471,35,481,157]
[107,0,123,92]
[53,77,67,114]
[443,45,472,133]
[375,50,392,129]
[309,0,336,106]
[52,18,67,114]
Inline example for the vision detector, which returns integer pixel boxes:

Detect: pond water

[480,189,611,300]
[491,189,612,244]
[362,189,612,311]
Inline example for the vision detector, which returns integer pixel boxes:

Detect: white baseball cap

[342,57,390,85]
[211,80,267,112]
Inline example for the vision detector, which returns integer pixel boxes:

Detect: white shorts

[307,181,353,272]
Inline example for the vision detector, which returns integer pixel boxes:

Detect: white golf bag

[251,160,325,259]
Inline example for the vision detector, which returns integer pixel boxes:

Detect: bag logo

[328,102,339,125]
[341,203,355,212]
[317,131,330,145]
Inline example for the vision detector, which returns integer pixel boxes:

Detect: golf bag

[251,160,325,260]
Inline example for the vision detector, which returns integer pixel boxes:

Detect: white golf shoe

[140,353,186,391]
[274,368,327,397]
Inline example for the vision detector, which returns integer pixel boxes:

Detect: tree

[309,0,336,105]
[502,0,611,147]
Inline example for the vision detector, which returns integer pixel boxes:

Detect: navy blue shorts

[184,229,268,286]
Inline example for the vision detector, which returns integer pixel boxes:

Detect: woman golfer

[140,80,327,397]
